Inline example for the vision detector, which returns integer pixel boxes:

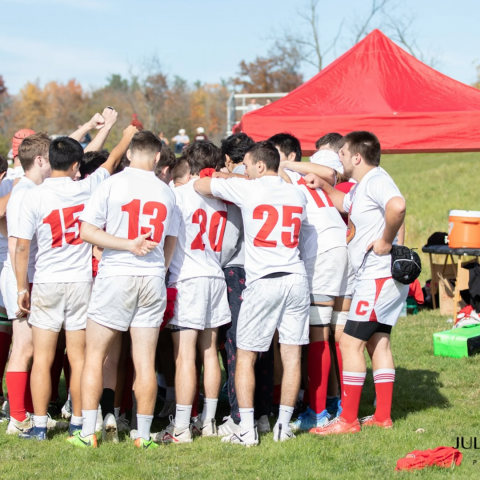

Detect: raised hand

[89,113,106,130]
[102,107,118,128]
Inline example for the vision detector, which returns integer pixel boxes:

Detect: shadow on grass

[359,366,450,421]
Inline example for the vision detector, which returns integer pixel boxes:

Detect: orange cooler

[448,210,480,248]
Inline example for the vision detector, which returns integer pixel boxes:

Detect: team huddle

[0,107,408,450]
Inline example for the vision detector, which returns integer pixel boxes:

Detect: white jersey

[4,177,38,281]
[80,167,177,279]
[0,178,15,263]
[211,175,307,284]
[16,168,110,283]
[169,178,227,284]
[343,167,404,280]
[285,170,346,259]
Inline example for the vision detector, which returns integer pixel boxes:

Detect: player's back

[86,166,176,278]
[169,178,227,283]
[18,168,109,283]
[285,169,346,259]
[239,175,307,283]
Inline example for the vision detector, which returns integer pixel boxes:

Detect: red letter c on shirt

[355,301,369,316]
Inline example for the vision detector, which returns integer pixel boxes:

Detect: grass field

[0,310,478,479]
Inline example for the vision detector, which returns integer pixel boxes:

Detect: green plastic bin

[433,324,480,358]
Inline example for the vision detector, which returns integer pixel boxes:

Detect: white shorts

[168,277,231,330]
[348,277,409,327]
[304,247,351,300]
[237,273,310,352]
[29,282,92,333]
[88,276,166,332]
[1,265,19,320]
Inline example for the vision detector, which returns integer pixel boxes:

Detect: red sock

[273,384,281,405]
[335,342,343,396]
[120,357,134,413]
[373,369,395,422]
[0,332,12,396]
[5,372,31,421]
[50,349,64,402]
[308,341,331,414]
[191,366,201,418]
[63,353,71,392]
[340,371,366,423]
[25,372,34,413]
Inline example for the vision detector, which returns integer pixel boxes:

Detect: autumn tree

[231,44,304,93]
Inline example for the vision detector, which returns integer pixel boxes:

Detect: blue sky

[1,0,479,94]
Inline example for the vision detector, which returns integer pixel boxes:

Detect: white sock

[239,408,255,430]
[33,415,48,428]
[277,405,294,425]
[71,414,83,426]
[157,373,167,389]
[137,414,154,441]
[175,404,192,430]
[114,407,120,418]
[166,387,175,401]
[201,398,218,422]
[81,410,98,437]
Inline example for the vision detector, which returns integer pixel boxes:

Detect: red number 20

[191,209,227,252]
[253,205,302,249]
[43,204,85,249]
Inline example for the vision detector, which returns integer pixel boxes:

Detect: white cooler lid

[449,210,480,218]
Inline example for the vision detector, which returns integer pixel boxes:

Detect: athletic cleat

[47,415,68,431]
[0,410,8,423]
[18,426,47,441]
[221,426,259,447]
[69,423,82,436]
[157,398,175,419]
[134,437,159,450]
[151,417,192,444]
[102,413,119,443]
[257,415,271,433]
[326,397,342,419]
[192,417,217,437]
[218,416,240,437]
[273,423,295,442]
[290,408,330,431]
[2,399,10,418]
[359,415,393,429]
[116,413,130,432]
[66,430,98,448]
[61,399,72,419]
[6,413,33,435]
[309,415,361,436]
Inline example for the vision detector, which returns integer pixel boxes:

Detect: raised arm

[69,113,105,142]
[80,222,158,255]
[99,125,138,175]
[281,160,336,186]
[84,107,118,153]
[304,173,347,214]
[368,197,406,255]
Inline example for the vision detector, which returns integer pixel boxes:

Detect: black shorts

[343,320,392,342]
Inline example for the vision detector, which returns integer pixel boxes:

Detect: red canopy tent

[234,29,480,155]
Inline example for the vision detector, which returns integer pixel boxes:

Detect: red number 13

[121,199,167,243]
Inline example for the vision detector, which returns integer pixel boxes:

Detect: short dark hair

[315,132,343,152]
[245,141,280,173]
[172,158,190,183]
[49,136,83,171]
[183,141,221,175]
[80,150,109,179]
[0,155,8,175]
[220,133,255,164]
[155,143,177,178]
[268,133,302,162]
[18,132,50,171]
[343,131,381,167]
[130,130,163,159]
[115,154,130,174]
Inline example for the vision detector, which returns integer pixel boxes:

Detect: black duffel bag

[391,245,422,285]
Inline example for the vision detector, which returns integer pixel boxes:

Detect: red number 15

[43,204,85,249]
